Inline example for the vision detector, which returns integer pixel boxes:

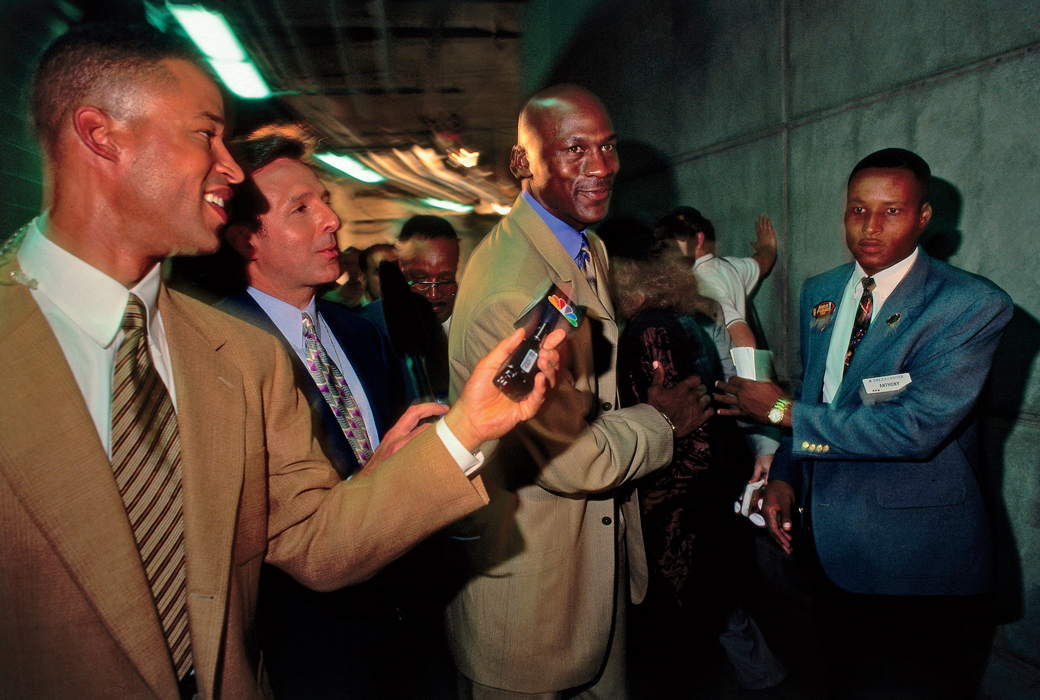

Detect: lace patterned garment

[617,307,750,612]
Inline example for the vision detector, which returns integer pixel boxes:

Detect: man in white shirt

[0,25,561,700]
[658,207,781,484]
[657,206,777,349]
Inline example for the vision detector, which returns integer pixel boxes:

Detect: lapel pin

[885,313,902,335]
[811,301,835,330]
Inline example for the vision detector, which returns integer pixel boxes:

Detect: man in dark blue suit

[717,148,1012,699]
[219,125,454,699]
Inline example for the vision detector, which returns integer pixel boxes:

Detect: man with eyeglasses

[397,215,461,330]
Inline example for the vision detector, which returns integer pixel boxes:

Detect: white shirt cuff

[435,417,485,476]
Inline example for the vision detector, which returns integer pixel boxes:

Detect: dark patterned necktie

[575,233,597,294]
[843,276,875,376]
[302,313,373,466]
[111,294,192,680]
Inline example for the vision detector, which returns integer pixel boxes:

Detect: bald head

[511,85,618,230]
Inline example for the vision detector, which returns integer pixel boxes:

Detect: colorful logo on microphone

[549,294,579,326]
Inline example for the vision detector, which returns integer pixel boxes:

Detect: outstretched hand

[752,214,777,254]
[359,402,449,475]
[714,376,790,426]
[646,361,714,438]
[445,327,567,452]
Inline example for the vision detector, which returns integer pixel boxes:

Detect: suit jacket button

[802,441,810,450]
[823,445,830,452]
[602,516,612,526]
[602,402,612,411]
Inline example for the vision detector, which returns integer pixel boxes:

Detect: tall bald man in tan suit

[447,86,713,699]
[0,24,562,700]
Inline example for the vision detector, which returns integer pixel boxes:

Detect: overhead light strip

[422,198,474,213]
[315,153,387,184]
[167,3,271,99]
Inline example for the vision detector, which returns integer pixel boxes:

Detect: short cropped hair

[31,23,203,157]
[397,215,458,243]
[849,148,931,203]
[655,206,716,242]
[226,124,318,231]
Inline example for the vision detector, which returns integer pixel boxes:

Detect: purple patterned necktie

[576,233,597,294]
[302,313,373,466]
[843,276,875,376]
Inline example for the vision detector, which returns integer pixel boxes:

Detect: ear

[225,224,258,261]
[71,106,121,162]
[917,202,933,231]
[695,231,706,252]
[510,145,531,179]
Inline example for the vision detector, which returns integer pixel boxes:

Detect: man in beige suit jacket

[0,25,560,700]
[447,86,713,698]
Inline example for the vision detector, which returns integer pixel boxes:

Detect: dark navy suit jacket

[770,251,1012,596]
[216,292,408,700]
[217,292,400,477]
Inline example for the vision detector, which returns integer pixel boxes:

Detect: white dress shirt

[822,248,919,404]
[17,214,175,458]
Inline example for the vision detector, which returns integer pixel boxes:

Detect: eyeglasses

[407,279,458,295]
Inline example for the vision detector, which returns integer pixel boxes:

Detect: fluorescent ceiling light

[208,59,270,99]
[167,3,271,99]
[315,153,387,184]
[422,198,474,213]
[167,4,245,61]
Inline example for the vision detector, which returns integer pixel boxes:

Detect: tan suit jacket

[0,266,488,700]
[446,196,673,693]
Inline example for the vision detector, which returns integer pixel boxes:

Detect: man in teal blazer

[717,148,1012,699]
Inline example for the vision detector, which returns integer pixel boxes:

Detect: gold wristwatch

[767,397,792,425]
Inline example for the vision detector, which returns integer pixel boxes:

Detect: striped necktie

[843,276,875,376]
[302,313,373,466]
[576,232,597,294]
[111,294,192,681]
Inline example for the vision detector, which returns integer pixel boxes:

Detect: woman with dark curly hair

[599,215,785,693]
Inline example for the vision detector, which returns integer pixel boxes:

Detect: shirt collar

[521,190,587,260]
[850,246,919,304]
[18,213,162,348]
[693,253,715,266]
[246,286,318,350]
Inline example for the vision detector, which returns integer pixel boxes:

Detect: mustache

[576,177,614,190]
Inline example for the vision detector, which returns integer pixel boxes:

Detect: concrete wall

[522,0,1040,696]
[0,1,61,240]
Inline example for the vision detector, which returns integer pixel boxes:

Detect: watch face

[768,408,782,424]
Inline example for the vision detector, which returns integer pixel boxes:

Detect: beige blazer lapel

[508,197,613,324]
[0,278,178,699]
[158,287,245,696]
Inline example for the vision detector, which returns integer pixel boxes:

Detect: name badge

[862,373,912,395]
